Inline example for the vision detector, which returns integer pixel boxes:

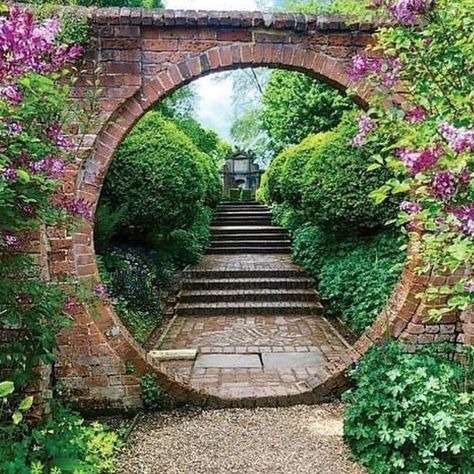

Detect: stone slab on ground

[149,349,197,361]
[262,350,325,369]
[195,353,262,368]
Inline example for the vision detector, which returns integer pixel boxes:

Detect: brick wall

[38,8,472,411]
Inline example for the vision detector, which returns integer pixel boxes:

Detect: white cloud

[165,0,260,10]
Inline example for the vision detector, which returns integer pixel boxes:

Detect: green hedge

[260,113,399,234]
[101,111,220,238]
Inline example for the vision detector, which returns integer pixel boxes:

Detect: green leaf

[12,410,23,425]
[0,380,14,397]
[19,395,34,412]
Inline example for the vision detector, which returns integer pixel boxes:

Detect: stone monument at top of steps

[221,151,263,195]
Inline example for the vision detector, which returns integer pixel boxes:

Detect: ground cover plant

[0,4,121,472]
[344,342,474,474]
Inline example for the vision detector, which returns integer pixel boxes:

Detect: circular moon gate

[49,9,468,412]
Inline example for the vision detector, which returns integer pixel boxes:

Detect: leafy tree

[261,70,354,152]
[280,0,371,15]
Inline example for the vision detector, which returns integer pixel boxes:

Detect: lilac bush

[349,0,474,316]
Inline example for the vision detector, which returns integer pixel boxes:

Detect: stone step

[212,220,274,226]
[210,240,291,248]
[181,277,315,291]
[220,201,258,205]
[215,211,271,217]
[211,233,289,241]
[149,349,197,361]
[180,288,318,303]
[216,206,268,212]
[211,226,284,234]
[176,301,323,316]
[183,268,304,279]
[207,247,291,254]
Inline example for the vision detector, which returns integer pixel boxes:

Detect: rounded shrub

[258,150,289,205]
[102,111,219,236]
[279,131,335,209]
[302,113,399,234]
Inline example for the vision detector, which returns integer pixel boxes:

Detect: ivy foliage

[344,342,474,474]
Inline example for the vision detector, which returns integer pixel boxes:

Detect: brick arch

[52,9,464,412]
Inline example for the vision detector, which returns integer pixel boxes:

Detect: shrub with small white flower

[349,0,474,317]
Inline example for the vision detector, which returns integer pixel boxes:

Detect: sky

[164,0,278,142]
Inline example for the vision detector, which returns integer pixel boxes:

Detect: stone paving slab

[262,351,325,369]
[195,354,262,369]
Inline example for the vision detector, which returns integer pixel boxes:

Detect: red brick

[216,29,252,42]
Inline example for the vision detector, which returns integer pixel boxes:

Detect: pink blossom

[439,123,474,154]
[431,171,456,200]
[351,115,378,147]
[348,55,383,82]
[406,106,427,124]
[389,0,430,25]
[396,146,443,175]
[18,202,36,218]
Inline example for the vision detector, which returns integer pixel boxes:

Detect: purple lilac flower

[6,120,23,136]
[0,7,82,83]
[348,55,383,82]
[431,171,457,200]
[439,123,474,154]
[54,198,93,222]
[389,0,430,25]
[48,124,73,151]
[1,167,18,181]
[449,204,474,239]
[396,146,443,175]
[18,202,35,218]
[93,283,108,297]
[2,232,24,250]
[465,280,474,293]
[406,106,427,124]
[351,115,378,147]
[0,84,23,105]
[400,201,423,214]
[30,156,67,179]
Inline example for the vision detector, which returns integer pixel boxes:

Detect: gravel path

[117,403,367,474]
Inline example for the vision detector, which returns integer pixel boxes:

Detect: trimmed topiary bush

[101,111,219,238]
[301,113,399,234]
[258,150,288,205]
[344,342,474,474]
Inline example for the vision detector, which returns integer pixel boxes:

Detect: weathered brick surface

[26,8,470,412]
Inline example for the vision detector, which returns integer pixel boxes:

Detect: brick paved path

[150,202,349,403]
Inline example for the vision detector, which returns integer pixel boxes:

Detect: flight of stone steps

[175,201,323,318]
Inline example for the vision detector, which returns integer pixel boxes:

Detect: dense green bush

[102,111,218,238]
[302,114,399,233]
[292,225,405,334]
[344,343,474,474]
[261,113,400,234]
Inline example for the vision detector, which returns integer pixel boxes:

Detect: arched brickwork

[49,8,468,412]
